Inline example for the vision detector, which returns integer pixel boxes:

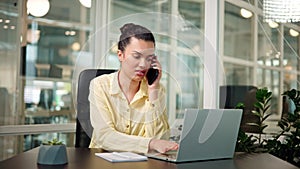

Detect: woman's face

[118,37,155,82]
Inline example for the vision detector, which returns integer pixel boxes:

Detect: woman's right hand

[148,139,179,154]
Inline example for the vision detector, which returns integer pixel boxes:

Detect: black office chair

[219,85,260,133]
[75,69,116,147]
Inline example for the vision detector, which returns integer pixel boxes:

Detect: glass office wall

[257,16,281,67]
[224,63,253,85]
[283,26,300,90]
[223,0,300,119]
[0,0,93,161]
[224,2,253,61]
[256,15,281,115]
[257,68,280,115]
[0,0,20,160]
[0,2,19,124]
[22,0,91,149]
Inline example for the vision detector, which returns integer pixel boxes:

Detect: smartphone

[146,68,159,85]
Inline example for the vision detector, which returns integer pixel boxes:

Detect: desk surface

[0,147,298,169]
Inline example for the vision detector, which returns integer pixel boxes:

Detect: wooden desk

[0,148,298,169]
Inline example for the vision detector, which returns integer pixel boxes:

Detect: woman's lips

[136,70,146,76]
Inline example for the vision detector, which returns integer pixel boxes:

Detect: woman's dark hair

[118,23,155,52]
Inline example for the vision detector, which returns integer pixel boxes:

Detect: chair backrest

[219,85,260,133]
[75,69,116,147]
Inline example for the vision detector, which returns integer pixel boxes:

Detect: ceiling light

[79,0,91,8]
[70,31,76,36]
[289,29,299,37]
[71,42,81,51]
[267,20,279,28]
[240,8,253,18]
[27,0,50,17]
[4,19,10,23]
[65,31,76,36]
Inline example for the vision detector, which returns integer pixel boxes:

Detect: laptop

[146,109,242,163]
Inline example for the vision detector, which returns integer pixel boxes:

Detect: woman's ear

[118,50,125,62]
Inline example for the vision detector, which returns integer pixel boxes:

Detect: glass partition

[257,68,280,115]
[0,0,20,161]
[224,63,253,85]
[7,0,92,157]
[224,2,253,61]
[283,26,300,90]
[283,27,300,72]
[257,16,281,67]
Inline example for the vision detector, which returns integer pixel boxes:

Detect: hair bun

[120,23,136,34]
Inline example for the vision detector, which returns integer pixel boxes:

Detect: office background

[0,0,299,161]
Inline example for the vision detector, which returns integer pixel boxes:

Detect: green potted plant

[235,88,300,167]
[235,87,273,152]
[37,138,68,165]
[267,89,300,166]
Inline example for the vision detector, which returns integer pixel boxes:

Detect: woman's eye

[133,55,141,59]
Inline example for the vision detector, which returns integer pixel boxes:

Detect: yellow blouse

[88,71,169,154]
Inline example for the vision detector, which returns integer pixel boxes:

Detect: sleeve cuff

[139,137,152,154]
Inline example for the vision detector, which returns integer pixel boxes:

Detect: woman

[89,23,178,154]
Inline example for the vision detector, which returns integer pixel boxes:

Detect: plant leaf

[252,111,262,118]
[266,92,272,99]
[266,97,272,104]
[247,123,260,127]
[235,102,245,109]
[263,105,271,113]
[261,124,268,132]
[254,102,263,110]
[262,113,272,122]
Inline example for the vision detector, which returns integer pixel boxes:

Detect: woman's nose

[138,58,147,68]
